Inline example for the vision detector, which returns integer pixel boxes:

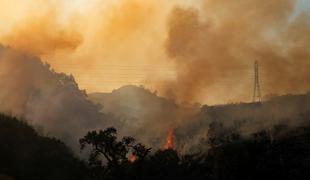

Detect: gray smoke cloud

[1,44,310,155]
[89,85,199,149]
[175,93,310,153]
[0,44,106,151]
[160,0,310,104]
[0,0,309,155]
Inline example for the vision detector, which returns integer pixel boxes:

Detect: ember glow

[129,154,137,163]
[164,128,175,150]
[0,1,309,179]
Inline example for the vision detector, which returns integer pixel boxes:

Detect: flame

[129,154,137,162]
[164,128,175,149]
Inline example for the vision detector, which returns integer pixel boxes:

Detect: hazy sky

[297,0,310,10]
[0,0,193,94]
[0,0,309,104]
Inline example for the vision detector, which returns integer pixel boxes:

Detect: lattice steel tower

[253,60,261,102]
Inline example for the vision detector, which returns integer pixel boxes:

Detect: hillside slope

[89,85,199,148]
[0,114,86,180]
[176,93,310,152]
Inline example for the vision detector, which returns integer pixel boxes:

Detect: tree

[80,128,135,166]
[132,143,151,161]
[79,127,151,179]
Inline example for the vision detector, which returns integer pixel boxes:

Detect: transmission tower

[252,60,261,102]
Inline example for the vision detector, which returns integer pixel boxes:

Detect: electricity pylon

[253,60,261,102]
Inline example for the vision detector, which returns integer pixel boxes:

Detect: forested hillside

[0,114,86,180]
[1,113,310,180]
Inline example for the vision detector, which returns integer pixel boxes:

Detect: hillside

[1,92,310,179]
[90,87,310,153]
[89,85,199,148]
[0,45,112,153]
[90,85,178,122]
[175,93,310,152]
[0,114,86,180]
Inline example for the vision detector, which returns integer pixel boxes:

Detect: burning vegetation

[0,0,309,179]
[163,128,175,150]
[129,154,137,163]
[2,112,310,179]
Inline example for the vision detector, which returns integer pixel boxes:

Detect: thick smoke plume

[0,0,176,94]
[0,0,309,155]
[0,45,195,151]
[1,14,82,56]
[0,0,83,57]
[0,0,308,104]
[0,45,104,151]
[162,0,310,103]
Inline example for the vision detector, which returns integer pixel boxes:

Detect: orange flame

[129,154,137,162]
[164,128,175,149]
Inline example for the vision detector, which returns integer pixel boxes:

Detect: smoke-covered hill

[2,112,310,180]
[175,93,310,153]
[0,45,198,152]
[89,85,199,149]
[89,86,310,153]
[0,44,106,151]
[1,43,310,155]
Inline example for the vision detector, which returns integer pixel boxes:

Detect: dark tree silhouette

[79,127,151,179]
[1,112,310,180]
[80,128,135,166]
[132,143,151,161]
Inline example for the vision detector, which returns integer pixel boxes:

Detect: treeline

[1,113,310,180]
[80,123,310,180]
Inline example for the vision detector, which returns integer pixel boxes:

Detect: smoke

[0,45,105,151]
[162,0,310,103]
[0,0,309,155]
[175,93,310,153]
[1,0,308,104]
[0,44,194,152]
[0,0,83,57]
[0,0,177,94]
[1,14,82,56]
[89,85,199,149]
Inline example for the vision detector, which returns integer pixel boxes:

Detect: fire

[129,154,137,162]
[164,128,175,149]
